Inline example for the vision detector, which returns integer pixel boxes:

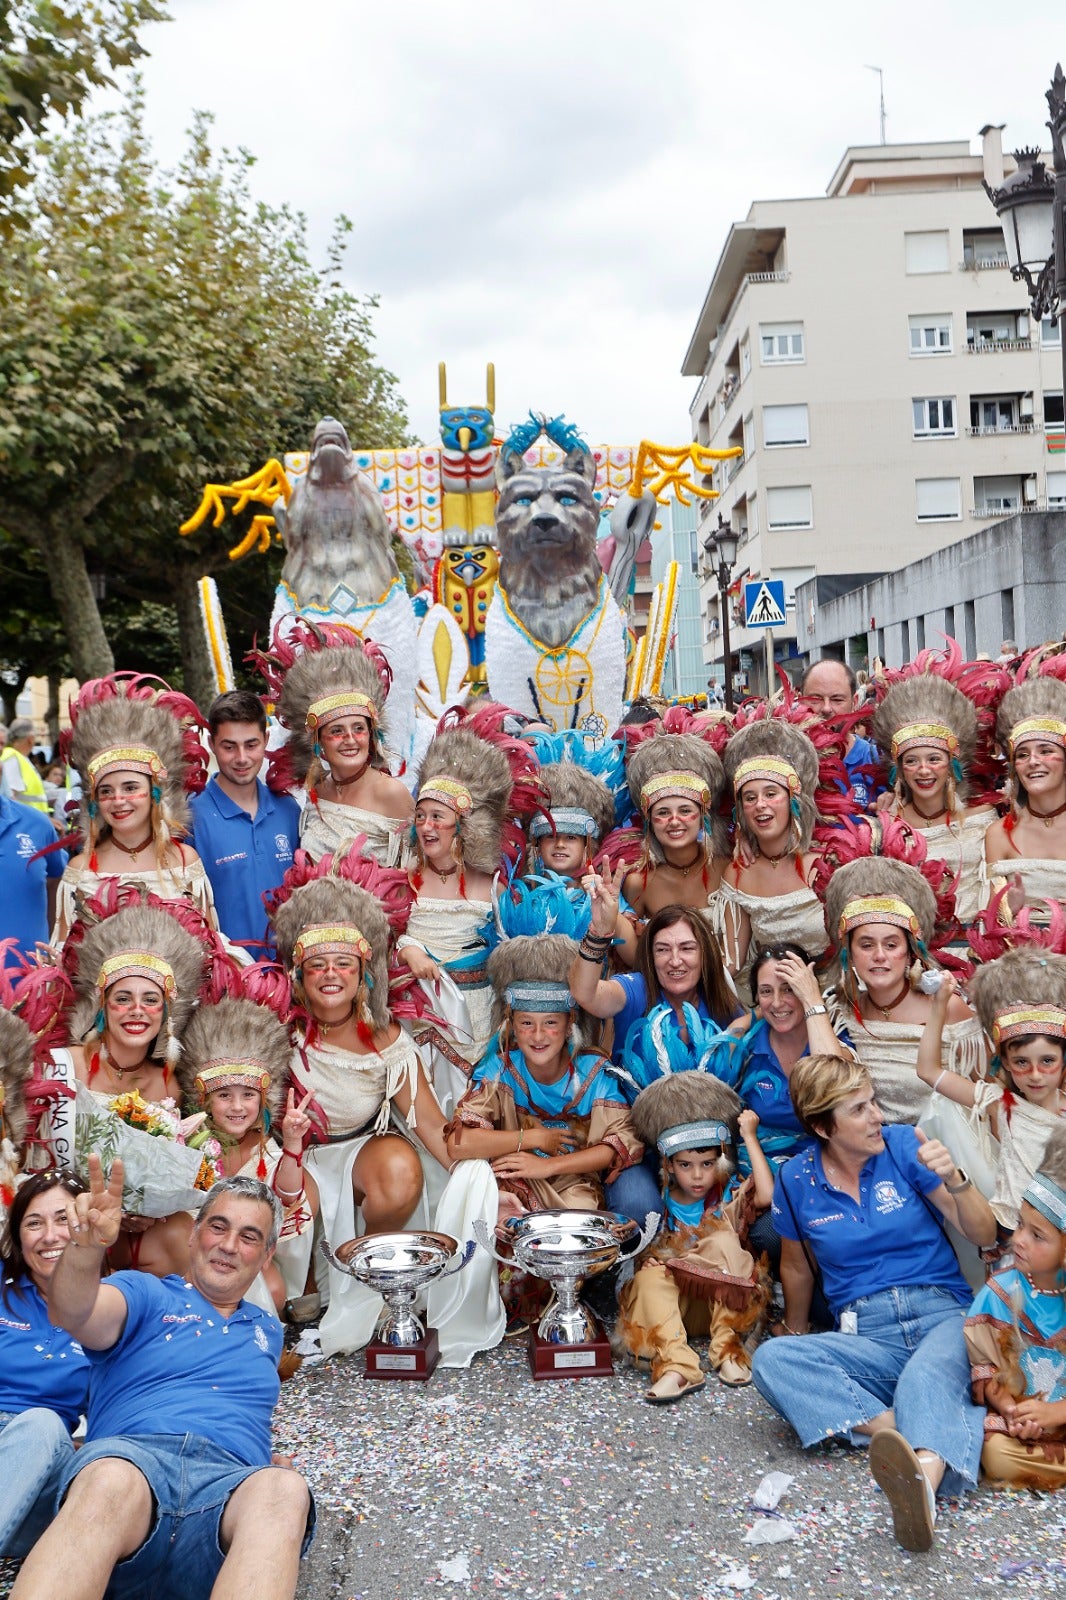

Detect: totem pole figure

[433,364,500,691]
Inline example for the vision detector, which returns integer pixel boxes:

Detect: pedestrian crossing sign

[744,580,787,628]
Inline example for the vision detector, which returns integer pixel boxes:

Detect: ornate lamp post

[703,512,740,711]
[984,64,1066,412]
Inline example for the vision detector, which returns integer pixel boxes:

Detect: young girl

[446,934,642,1219]
[176,995,319,1317]
[617,1072,773,1402]
[916,949,1066,1235]
[965,1129,1066,1490]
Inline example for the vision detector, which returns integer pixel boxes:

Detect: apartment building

[683,130,1065,693]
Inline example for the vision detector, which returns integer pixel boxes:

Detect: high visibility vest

[0,746,48,812]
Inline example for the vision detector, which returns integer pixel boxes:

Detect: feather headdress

[527,729,630,827]
[487,933,580,1029]
[176,996,292,1128]
[614,1003,729,1099]
[271,873,391,1034]
[529,762,615,850]
[0,1003,34,1202]
[968,948,1066,1055]
[872,674,977,809]
[622,733,727,871]
[630,1070,741,1158]
[872,637,1009,808]
[996,676,1066,807]
[824,854,938,951]
[63,672,206,845]
[724,718,818,854]
[414,726,513,879]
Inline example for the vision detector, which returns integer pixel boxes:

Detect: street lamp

[984,64,1066,414]
[703,512,740,711]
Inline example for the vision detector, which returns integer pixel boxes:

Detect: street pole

[718,559,734,712]
[764,628,775,699]
[1050,67,1066,411]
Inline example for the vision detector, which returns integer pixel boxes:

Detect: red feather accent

[594,826,643,873]
[257,1152,267,1180]
[64,673,208,794]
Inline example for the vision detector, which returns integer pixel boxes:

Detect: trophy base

[364,1326,440,1381]
[527,1322,614,1380]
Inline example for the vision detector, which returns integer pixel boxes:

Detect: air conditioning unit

[1020,394,1034,421]
[1023,476,1038,505]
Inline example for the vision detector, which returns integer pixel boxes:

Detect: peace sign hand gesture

[583,858,624,937]
[282,1087,313,1157]
[67,1153,124,1251]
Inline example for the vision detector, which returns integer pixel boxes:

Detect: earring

[94,1007,106,1035]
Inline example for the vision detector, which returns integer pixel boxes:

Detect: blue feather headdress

[527,730,631,827]
[611,1003,733,1103]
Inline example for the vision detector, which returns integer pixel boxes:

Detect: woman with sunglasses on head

[0,1168,91,1560]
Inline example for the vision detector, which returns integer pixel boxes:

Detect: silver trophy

[323,1230,474,1378]
[473,1208,658,1376]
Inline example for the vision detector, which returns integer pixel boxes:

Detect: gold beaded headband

[193,1060,272,1100]
[838,895,920,941]
[992,1004,1066,1047]
[292,923,372,968]
[87,745,166,789]
[305,692,378,732]
[1008,717,1066,758]
[732,756,800,798]
[640,771,710,812]
[96,951,176,1000]
[891,722,959,760]
[416,778,474,815]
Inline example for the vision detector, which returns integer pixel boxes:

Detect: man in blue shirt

[14,1160,312,1600]
[188,691,301,956]
[0,794,66,967]
[801,658,883,812]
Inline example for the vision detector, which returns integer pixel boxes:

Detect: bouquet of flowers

[75,1086,224,1217]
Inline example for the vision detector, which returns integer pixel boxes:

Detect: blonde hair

[789,1054,873,1142]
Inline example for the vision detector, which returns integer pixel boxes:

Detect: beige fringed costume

[617,1074,770,1386]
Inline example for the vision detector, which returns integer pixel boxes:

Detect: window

[909,315,952,355]
[740,337,751,378]
[970,395,1018,432]
[763,403,809,448]
[905,230,950,274]
[1045,392,1064,434]
[766,486,813,529]
[974,475,1023,515]
[912,397,956,438]
[1042,317,1062,348]
[743,413,755,457]
[962,229,1008,268]
[967,312,1028,349]
[915,478,961,522]
[760,322,804,364]
[1049,472,1066,509]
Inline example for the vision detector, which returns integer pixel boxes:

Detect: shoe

[503,1311,529,1340]
[645,1373,706,1406]
[869,1429,937,1553]
[283,1292,321,1326]
[717,1356,752,1387]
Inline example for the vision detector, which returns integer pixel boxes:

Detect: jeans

[60,1433,315,1600]
[0,1407,76,1559]
[605,1150,664,1230]
[751,1284,984,1497]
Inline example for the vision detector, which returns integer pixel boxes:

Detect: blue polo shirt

[844,736,882,812]
[85,1273,282,1467]
[772,1124,971,1315]
[0,1279,89,1429]
[188,777,300,954]
[0,796,65,968]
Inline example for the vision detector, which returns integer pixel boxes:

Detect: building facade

[684,130,1065,692]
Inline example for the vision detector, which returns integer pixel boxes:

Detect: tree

[0,92,411,708]
[0,1,167,212]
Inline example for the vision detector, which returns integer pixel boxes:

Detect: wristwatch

[803,1004,827,1019]
[945,1169,972,1194]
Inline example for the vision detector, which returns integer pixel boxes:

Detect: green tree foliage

[0,1,167,208]
[0,91,411,709]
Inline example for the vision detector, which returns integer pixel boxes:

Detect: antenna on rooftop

[865,65,887,145]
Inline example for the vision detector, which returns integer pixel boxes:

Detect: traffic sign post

[743,580,786,698]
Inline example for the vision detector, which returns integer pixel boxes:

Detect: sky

[116,0,1062,452]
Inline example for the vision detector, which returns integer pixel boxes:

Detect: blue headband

[1023,1173,1066,1232]
[529,807,599,840]
[657,1120,730,1157]
[505,981,575,1013]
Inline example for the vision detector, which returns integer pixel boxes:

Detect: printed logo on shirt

[873,1180,905,1215]
[0,1313,31,1331]
[274,835,293,857]
[807,1212,845,1226]
[214,851,249,865]
[162,1312,203,1325]
[15,832,36,859]
[254,1324,271,1352]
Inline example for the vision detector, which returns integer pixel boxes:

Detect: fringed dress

[966,1268,1066,1490]
[299,798,411,869]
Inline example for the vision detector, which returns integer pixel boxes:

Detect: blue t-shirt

[772,1124,971,1315]
[187,777,300,954]
[0,797,65,968]
[0,1278,89,1428]
[86,1273,282,1465]
[610,972,737,1063]
[844,736,882,812]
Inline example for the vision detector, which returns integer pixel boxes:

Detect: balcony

[959,256,1009,271]
[966,337,1034,354]
[971,501,1044,518]
[966,421,1037,436]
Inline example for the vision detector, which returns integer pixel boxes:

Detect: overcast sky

[123,0,1060,451]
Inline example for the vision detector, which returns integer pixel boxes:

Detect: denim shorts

[59,1432,315,1599]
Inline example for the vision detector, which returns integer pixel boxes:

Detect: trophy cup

[323,1231,473,1380]
[473,1209,657,1380]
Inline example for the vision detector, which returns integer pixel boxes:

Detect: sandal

[717,1356,752,1387]
[869,1429,937,1553]
[645,1373,706,1406]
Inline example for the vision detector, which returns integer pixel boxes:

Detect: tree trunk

[43,520,114,681]
[173,563,218,716]
[46,673,62,752]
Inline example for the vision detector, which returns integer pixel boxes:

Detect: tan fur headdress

[487,933,579,1028]
[724,719,818,852]
[529,762,615,846]
[968,948,1066,1051]
[66,902,212,1063]
[64,674,205,844]
[630,1072,741,1158]
[176,997,291,1126]
[824,856,937,949]
[271,877,390,1032]
[625,733,726,865]
[415,727,513,877]
[273,624,392,791]
[1027,1123,1066,1232]
[873,676,977,805]
[996,678,1066,785]
[0,1007,34,1187]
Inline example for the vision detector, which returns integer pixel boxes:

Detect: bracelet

[516,1128,524,1153]
[783,1322,808,1336]
[945,1170,972,1194]
[577,949,605,964]
[274,1183,303,1201]
[931,1070,947,1096]
[581,931,612,948]
[803,1004,827,1019]
[282,1149,304,1167]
